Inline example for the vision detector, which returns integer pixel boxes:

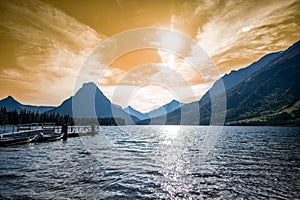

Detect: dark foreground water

[0,126,299,199]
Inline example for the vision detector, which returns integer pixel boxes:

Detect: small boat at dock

[29,132,64,143]
[0,124,97,147]
[0,134,32,147]
[0,123,62,147]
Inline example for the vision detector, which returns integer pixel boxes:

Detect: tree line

[0,108,73,125]
[0,108,125,126]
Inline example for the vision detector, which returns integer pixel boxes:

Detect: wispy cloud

[193,0,300,73]
[0,0,299,111]
[151,0,300,110]
[0,0,105,105]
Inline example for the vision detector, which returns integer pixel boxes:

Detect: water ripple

[0,126,299,199]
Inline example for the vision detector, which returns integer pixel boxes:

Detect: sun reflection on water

[156,126,195,198]
[160,125,180,145]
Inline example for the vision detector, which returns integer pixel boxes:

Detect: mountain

[201,51,281,100]
[47,82,111,117]
[147,100,181,118]
[47,82,137,124]
[0,96,22,112]
[224,40,300,125]
[138,48,281,124]
[0,96,54,113]
[123,106,149,120]
[124,100,181,120]
[136,100,183,125]
[140,40,300,126]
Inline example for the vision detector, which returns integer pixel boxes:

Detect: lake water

[0,126,299,199]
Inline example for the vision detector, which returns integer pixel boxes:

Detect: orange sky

[0,0,299,112]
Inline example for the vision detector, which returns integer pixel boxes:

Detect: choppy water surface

[0,126,299,199]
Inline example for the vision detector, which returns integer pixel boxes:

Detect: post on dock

[62,124,68,141]
[91,125,95,134]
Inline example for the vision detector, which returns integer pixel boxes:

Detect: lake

[0,126,299,199]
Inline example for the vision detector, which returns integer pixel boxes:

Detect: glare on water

[0,126,299,199]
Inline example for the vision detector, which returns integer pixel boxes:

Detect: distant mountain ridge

[1,40,299,126]
[123,99,181,120]
[47,82,112,117]
[223,40,300,125]
[137,47,283,124]
[123,106,149,120]
[138,40,300,126]
[148,100,181,118]
[0,96,54,113]
[47,82,137,124]
[201,51,281,100]
[0,85,182,123]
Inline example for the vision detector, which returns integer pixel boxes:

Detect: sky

[0,0,299,112]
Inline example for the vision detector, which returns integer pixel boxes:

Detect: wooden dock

[0,123,57,147]
[0,124,98,147]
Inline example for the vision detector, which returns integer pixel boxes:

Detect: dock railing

[54,125,98,135]
[0,123,56,137]
[1,123,98,139]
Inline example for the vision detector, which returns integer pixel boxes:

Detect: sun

[159,15,184,69]
[160,31,183,69]
[161,31,183,52]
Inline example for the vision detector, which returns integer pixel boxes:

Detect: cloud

[0,0,105,105]
[156,49,220,84]
[0,0,299,111]
[98,61,215,112]
[100,80,214,113]
[193,0,300,73]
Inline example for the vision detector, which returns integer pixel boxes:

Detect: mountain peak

[0,95,21,111]
[124,105,141,113]
[49,81,114,118]
[75,82,106,97]
[2,95,18,103]
[143,99,181,119]
[5,95,14,99]
[164,99,180,108]
[82,82,98,89]
[125,105,134,110]
[169,99,179,104]
[123,105,148,120]
[75,82,110,103]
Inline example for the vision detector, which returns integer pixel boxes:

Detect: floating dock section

[0,124,97,147]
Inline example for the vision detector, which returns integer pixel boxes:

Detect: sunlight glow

[161,32,183,52]
[161,125,180,145]
[162,15,182,69]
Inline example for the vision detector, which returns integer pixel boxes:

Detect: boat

[0,123,64,146]
[29,132,64,143]
[0,134,32,147]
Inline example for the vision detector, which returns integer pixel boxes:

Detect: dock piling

[91,125,95,134]
[62,124,68,141]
